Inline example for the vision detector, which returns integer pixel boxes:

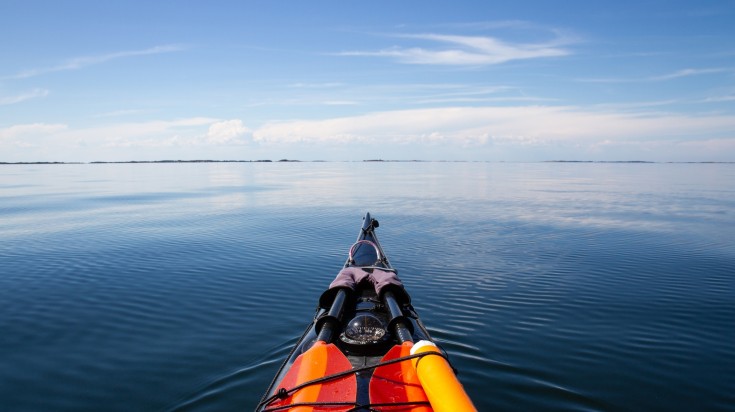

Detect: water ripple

[1,163,734,411]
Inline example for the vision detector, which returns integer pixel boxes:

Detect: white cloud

[579,67,733,83]
[3,111,733,161]
[252,106,735,148]
[205,119,250,144]
[93,109,148,118]
[0,123,68,140]
[339,33,571,66]
[4,45,186,80]
[288,82,344,88]
[0,117,256,151]
[322,100,359,106]
[0,89,50,105]
[76,117,218,148]
[417,96,556,104]
[96,117,216,139]
[650,68,732,81]
[0,117,216,147]
[702,94,735,102]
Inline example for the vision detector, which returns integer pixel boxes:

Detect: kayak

[255,213,476,412]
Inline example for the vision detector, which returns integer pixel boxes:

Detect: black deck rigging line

[262,401,356,411]
[256,306,322,408]
[261,400,432,412]
[352,401,432,412]
[257,350,452,410]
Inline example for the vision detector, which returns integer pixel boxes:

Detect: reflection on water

[1,162,734,411]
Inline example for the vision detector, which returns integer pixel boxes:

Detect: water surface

[1,162,733,411]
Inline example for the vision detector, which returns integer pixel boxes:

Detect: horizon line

[2,160,733,165]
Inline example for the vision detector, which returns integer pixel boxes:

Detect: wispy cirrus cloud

[288,82,345,89]
[4,45,186,80]
[92,109,149,118]
[0,88,50,105]
[433,20,548,31]
[701,94,735,102]
[322,100,360,106]
[411,85,556,104]
[338,33,572,66]
[579,67,733,83]
[650,68,732,81]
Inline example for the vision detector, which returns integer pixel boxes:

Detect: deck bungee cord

[257,350,453,411]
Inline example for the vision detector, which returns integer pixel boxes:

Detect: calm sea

[1,162,733,411]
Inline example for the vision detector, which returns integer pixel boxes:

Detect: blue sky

[2,0,734,162]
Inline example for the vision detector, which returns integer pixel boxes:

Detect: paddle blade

[369,342,432,411]
[269,341,356,412]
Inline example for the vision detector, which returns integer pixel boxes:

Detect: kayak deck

[256,213,475,412]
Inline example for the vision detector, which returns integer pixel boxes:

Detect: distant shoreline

[1,160,733,165]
